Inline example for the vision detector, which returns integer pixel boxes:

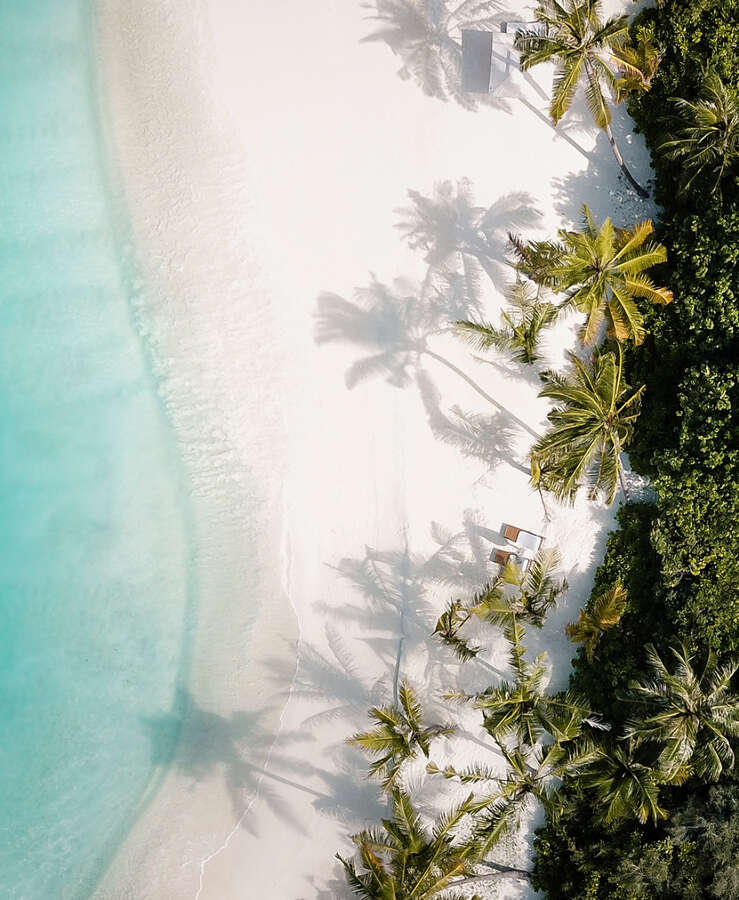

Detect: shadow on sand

[551,105,656,225]
[361,0,511,111]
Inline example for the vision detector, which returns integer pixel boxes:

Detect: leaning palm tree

[337,789,485,899]
[658,71,739,197]
[511,208,673,346]
[515,0,656,197]
[530,345,646,505]
[431,737,599,816]
[348,681,454,789]
[566,582,628,661]
[624,643,739,783]
[578,740,667,823]
[456,279,560,365]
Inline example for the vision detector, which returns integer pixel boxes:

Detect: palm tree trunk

[456,868,531,885]
[604,123,649,198]
[617,461,630,503]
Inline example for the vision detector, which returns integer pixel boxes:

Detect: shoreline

[92,0,301,896]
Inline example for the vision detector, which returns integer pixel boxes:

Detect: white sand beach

[94,1,656,897]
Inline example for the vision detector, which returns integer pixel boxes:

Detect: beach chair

[490,547,531,572]
[490,547,513,566]
[503,524,543,554]
[461,29,494,93]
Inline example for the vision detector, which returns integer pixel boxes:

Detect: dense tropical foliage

[530,3,739,893]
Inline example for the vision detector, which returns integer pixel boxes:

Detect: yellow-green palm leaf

[530,345,645,505]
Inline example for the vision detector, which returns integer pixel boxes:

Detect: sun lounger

[490,548,513,566]
[490,548,531,572]
[461,29,494,93]
[503,524,543,554]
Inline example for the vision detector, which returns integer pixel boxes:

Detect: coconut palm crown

[578,740,668,824]
[658,70,739,197]
[456,279,560,365]
[348,681,454,789]
[530,345,645,505]
[567,582,628,661]
[611,30,662,103]
[451,614,600,749]
[511,207,673,346]
[514,0,658,197]
[337,788,485,899]
[624,643,739,783]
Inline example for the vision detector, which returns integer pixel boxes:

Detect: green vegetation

[433,549,567,656]
[530,2,739,895]
[455,280,559,365]
[658,71,739,197]
[348,682,454,789]
[624,644,739,782]
[566,582,627,662]
[337,788,487,900]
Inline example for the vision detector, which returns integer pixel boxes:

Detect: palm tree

[578,740,667,823]
[515,0,656,197]
[501,548,568,627]
[566,582,627,661]
[348,682,454,789]
[658,71,739,197]
[530,345,646,505]
[456,280,560,365]
[511,208,673,346]
[611,30,662,103]
[434,550,566,664]
[624,643,739,783]
[361,0,501,109]
[452,617,598,748]
[434,596,489,662]
[337,789,485,899]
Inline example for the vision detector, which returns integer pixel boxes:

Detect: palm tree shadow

[395,180,542,295]
[314,274,457,390]
[415,366,528,474]
[321,511,499,689]
[361,0,512,112]
[315,271,541,443]
[141,686,318,837]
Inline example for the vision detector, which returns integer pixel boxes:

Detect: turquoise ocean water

[0,2,194,896]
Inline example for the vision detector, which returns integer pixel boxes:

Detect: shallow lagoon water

[0,2,194,896]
